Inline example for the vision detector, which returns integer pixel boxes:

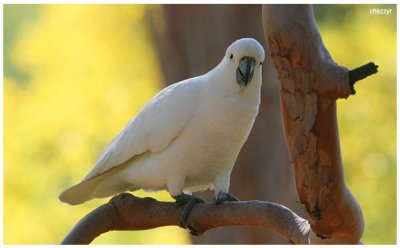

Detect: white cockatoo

[59,38,265,228]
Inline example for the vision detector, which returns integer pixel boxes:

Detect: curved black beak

[236,56,256,86]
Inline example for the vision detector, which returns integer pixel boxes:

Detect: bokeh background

[4,4,396,244]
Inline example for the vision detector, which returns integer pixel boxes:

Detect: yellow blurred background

[4,4,396,244]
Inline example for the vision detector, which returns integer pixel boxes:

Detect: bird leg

[173,193,205,235]
[213,191,239,205]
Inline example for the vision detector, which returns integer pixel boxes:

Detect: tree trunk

[147,4,301,244]
[262,5,375,243]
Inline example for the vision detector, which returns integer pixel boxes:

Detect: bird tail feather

[59,165,138,205]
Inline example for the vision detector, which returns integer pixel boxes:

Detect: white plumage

[59,38,265,205]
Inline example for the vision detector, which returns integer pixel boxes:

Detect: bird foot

[188,225,199,236]
[173,193,205,234]
[213,191,239,205]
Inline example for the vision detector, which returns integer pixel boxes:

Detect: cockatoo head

[225,38,265,86]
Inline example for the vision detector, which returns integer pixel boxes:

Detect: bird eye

[259,61,263,66]
[229,54,233,60]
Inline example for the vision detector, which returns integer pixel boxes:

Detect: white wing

[82,78,200,181]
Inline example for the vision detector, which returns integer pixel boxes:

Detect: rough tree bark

[262,5,377,243]
[61,4,378,244]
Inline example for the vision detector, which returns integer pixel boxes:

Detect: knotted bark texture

[262,5,377,244]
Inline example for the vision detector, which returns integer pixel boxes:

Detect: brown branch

[349,62,379,94]
[262,4,376,244]
[61,193,310,244]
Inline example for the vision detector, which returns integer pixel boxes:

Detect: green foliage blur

[4,4,190,244]
[4,4,396,244]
